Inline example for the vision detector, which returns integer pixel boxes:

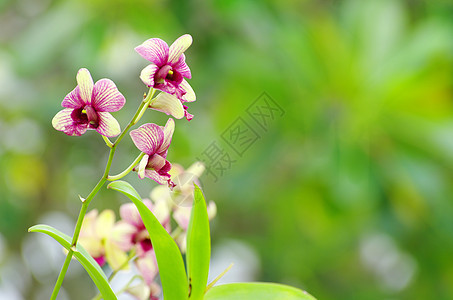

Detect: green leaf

[28,224,117,299]
[186,184,211,300]
[204,282,317,300]
[107,180,188,300]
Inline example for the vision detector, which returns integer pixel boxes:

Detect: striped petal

[144,169,170,185]
[180,79,196,102]
[150,92,185,119]
[52,108,88,136]
[135,38,169,66]
[168,34,192,65]
[61,86,84,108]
[76,68,94,104]
[130,123,164,155]
[92,79,126,112]
[157,118,175,155]
[96,112,121,137]
[139,64,159,87]
[173,54,192,79]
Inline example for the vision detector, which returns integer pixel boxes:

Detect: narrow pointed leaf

[204,282,317,300]
[107,180,188,300]
[186,184,210,300]
[28,224,117,299]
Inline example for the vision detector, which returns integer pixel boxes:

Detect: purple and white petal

[173,206,192,231]
[135,252,158,285]
[168,34,192,65]
[119,202,143,228]
[76,68,94,105]
[157,118,175,155]
[147,154,167,172]
[92,79,126,112]
[150,92,185,119]
[173,54,192,79]
[61,86,84,109]
[144,169,170,185]
[52,108,88,136]
[130,123,164,155]
[180,80,196,102]
[139,64,159,88]
[184,106,194,121]
[111,221,136,251]
[135,38,169,66]
[96,112,121,137]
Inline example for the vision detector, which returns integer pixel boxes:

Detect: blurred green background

[1,0,453,299]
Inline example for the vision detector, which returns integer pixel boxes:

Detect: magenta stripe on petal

[92,79,126,112]
[168,34,192,65]
[62,86,84,108]
[139,64,159,88]
[76,68,94,104]
[157,118,175,155]
[144,169,170,185]
[130,123,164,155]
[52,108,88,136]
[180,80,196,102]
[52,109,74,131]
[96,112,121,137]
[173,54,191,79]
[135,38,169,66]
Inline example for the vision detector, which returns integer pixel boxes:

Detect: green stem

[50,250,73,300]
[50,88,155,300]
[107,152,145,181]
[102,135,114,148]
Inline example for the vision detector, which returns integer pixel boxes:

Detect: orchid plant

[29,34,317,300]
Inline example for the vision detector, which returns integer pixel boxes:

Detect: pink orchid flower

[135,34,196,120]
[112,199,170,286]
[130,119,175,187]
[150,162,216,253]
[78,209,129,270]
[126,281,161,300]
[52,68,126,137]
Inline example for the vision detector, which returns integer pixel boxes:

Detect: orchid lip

[85,106,99,127]
[155,65,173,83]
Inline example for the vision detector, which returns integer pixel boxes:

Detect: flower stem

[50,88,155,300]
[102,135,114,148]
[107,152,145,181]
[49,250,73,300]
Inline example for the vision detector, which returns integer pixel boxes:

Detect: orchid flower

[135,34,196,120]
[125,281,161,300]
[150,162,217,252]
[52,68,126,137]
[112,199,170,286]
[130,119,175,187]
[78,209,129,270]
